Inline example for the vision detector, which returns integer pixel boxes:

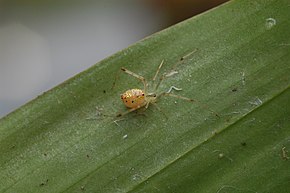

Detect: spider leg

[121,67,148,94]
[116,104,146,117]
[150,102,168,119]
[112,68,121,90]
[154,49,198,92]
[158,92,219,117]
[159,92,194,102]
[145,101,150,109]
[154,70,179,92]
[171,49,198,70]
[152,60,164,82]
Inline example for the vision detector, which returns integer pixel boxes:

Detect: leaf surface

[0,0,289,192]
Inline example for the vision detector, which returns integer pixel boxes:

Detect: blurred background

[0,0,228,118]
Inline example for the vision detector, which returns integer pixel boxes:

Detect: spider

[116,50,218,117]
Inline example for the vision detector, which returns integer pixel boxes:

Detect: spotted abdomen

[121,89,145,108]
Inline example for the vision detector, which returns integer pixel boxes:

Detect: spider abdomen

[121,89,145,108]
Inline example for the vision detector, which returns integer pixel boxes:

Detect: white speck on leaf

[166,86,182,93]
[249,97,263,106]
[282,147,289,160]
[241,71,246,85]
[265,18,276,29]
[165,71,178,77]
[279,43,290,46]
[132,173,142,181]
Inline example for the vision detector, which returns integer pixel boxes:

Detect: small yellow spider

[117,56,201,117]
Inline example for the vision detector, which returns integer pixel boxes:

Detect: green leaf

[1,0,289,192]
